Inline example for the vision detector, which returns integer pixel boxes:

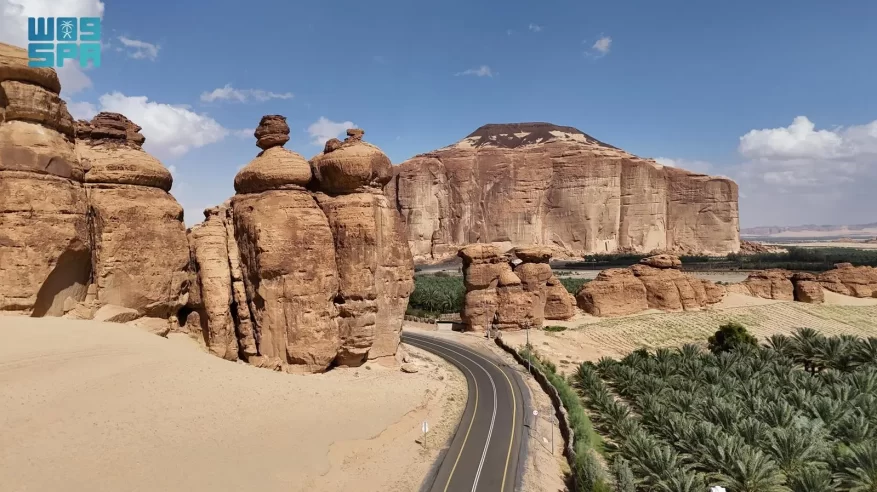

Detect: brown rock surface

[818,263,877,298]
[311,128,392,194]
[233,128,340,372]
[0,44,90,315]
[576,268,648,316]
[458,244,507,331]
[544,276,576,320]
[77,112,189,318]
[741,269,795,301]
[792,272,824,304]
[188,206,239,360]
[631,264,710,312]
[254,114,290,150]
[388,122,740,263]
[93,304,141,323]
[640,253,682,269]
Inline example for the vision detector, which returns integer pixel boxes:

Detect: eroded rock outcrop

[0,43,90,315]
[819,263,877,298]
[576,254,724,316]
[733,269,826,303]
[388,123,740,263]
[77,113,190,318]
[311,128,414,364]
[458,244,573,331]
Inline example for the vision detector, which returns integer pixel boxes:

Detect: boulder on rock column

[458,244,506,331]
[233,115,340,373]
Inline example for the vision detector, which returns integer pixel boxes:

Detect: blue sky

[5,0,877,227]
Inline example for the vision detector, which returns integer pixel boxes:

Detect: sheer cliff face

[387,123,740,262]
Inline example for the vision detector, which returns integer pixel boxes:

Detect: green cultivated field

[573,329,877,491]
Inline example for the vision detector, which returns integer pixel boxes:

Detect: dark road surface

[402,331,528,492]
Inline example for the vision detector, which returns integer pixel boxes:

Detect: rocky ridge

[387,122,741,263]
[576,254,725,316]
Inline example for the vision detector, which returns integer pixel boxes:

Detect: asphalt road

[403,331,527,492]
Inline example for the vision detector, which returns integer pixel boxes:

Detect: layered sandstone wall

[388,123,740,263]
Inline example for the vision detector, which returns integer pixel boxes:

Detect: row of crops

[569,328,877,491]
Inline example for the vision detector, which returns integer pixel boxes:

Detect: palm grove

[570,326,877,491]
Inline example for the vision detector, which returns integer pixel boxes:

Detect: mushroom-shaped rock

[235,147,312,194]
[640,254,682,269]
[514,246,553,263]
[254,114,291,150]
[311,128,392,194]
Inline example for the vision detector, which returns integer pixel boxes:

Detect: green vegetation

[572,328,877,491]
[568,246,877,272]
[708,321,758,354]
[545,325,568,333]
[520,347,609,491]
[560,277,591,295]
[406,274,465,318]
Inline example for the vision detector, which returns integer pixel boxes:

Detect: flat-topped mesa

[235,116,311,194]
[389,122,741,263]
[0,43,89,315]
[76,112,189,319]
[311,128,393,194]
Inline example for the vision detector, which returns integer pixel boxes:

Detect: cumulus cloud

[585,35,612,58]
[117,36,160,60]
[0,0,104,94]
[66,100,98,120]
[528,23,543,32]
[308,116,355,146]
[455,65,493,77]
[94,92,230,157]
[200,84,294,103]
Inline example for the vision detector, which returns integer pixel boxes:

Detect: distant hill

[742,223,877,238]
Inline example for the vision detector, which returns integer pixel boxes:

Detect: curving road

[403,331,528,492]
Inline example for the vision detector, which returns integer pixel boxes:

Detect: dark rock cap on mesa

[464,122,619,150]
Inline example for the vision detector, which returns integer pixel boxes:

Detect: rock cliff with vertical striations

[386,123,740,263]
[0,43,89,315]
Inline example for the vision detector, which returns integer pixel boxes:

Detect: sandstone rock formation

[734,269,825,303]
[818,263,877,298]
[576,254,724,316]
[387,123,740,263]
[0,43,90,315]
[458,244,574,331]
[179,118,414,373]
[76,113,190,318]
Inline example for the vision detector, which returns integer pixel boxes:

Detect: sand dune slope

[0,317,461,492]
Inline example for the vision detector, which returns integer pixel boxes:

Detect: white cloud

[234,128,255,138]
[117,36,160,61]
[654,157,713,175]
[455,65,493,77]
[0,0,104,94]
[506,29,513,36]
[593,36,612,54]
[308,116,355,146]
[66,100,98,120]
[200,84,294,103]
[528,23,543,32]
[95,92,229,158]
[585,35,612,58]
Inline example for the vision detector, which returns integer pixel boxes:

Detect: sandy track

[0,317,465,492]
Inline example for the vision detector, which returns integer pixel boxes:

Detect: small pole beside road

[421,420,429,448]
[550,415,556,454]
[533,409,539,433]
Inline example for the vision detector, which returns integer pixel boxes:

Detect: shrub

[708,321,758,354]
[560,277,590,295]
[407,274,465,317]
[545,325,567,333]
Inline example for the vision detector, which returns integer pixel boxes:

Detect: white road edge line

[406,337,498,492]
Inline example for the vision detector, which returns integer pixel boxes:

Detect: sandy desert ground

[0,317,465,492]
[501,292,877,372]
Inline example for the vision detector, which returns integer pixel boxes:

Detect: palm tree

[834,440,877,491]
[853,337,877,366]
[611,455,637,492]
[766,334,794,357]
[764,424,829,476]
[787,466,835,492]
[654,469,706,492]
[791,327,825,373]
[709,448,790,492]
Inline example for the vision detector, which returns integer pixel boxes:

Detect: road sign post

[533,409,538,433]
[421,420,428,448]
